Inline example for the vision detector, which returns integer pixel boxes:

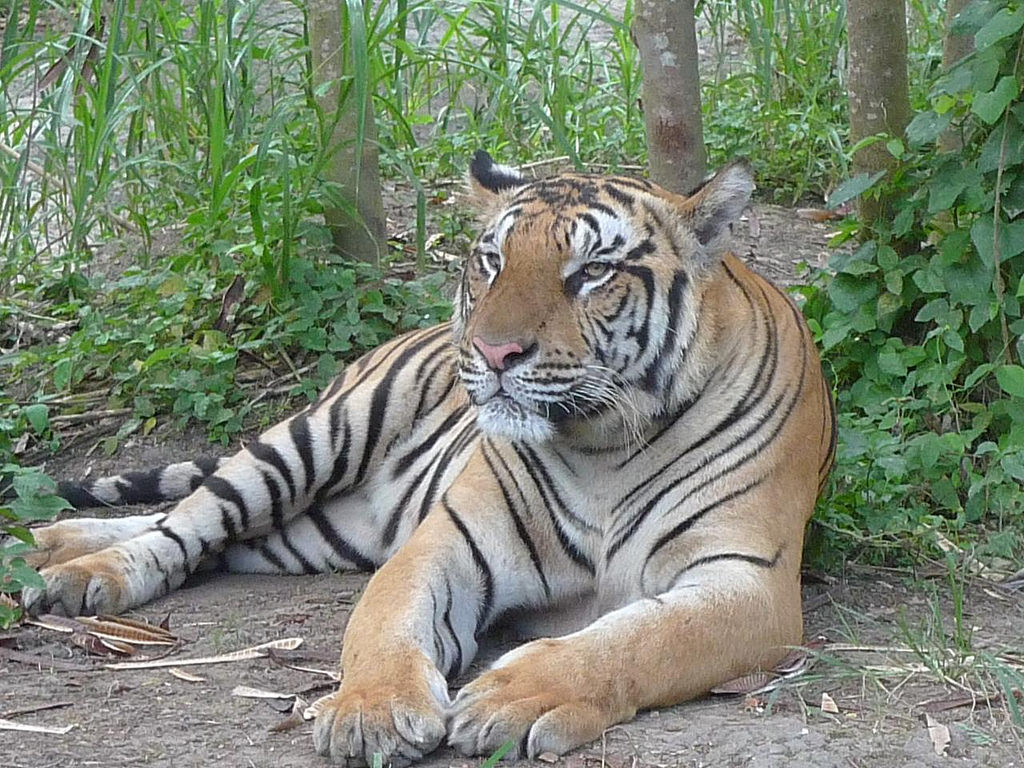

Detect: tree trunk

[633,0,706,194]
[939,0,974,152]
[846,0,912,227]
[308,0,387,263]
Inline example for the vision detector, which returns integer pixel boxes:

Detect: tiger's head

[454,151,754,445]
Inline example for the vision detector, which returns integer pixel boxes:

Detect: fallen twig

[49,408,132,425]
[105,637,303,670]
[1,701,74,719]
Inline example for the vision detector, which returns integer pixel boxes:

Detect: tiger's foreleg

[312,477,561,766]
[448,556,802,759]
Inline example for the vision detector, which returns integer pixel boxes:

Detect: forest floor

[3,205,1023,768]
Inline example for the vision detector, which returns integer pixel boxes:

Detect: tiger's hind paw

[20,553,132,616]
[18,515,164,570]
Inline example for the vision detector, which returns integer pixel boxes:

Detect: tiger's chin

[476,397,555,443]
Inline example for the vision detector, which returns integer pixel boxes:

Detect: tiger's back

[27,153,835,766]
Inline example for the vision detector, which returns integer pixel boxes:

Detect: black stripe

[306,503,377,571]
[218,503,239,541]
[392,405,469,479]
[277,525,318,574]
[383,462,434,549]
[202,476,251,530]
[259,469,285,530]
[604,184,635,209]
[414,419,478,525]
[440,580,463,677]
[411,356,456,420]
[482,442,551,599]
[248,440,298,504]
[288,413,316,495]
[620,263,656,350]
[513,445,595,576]
[429,588,445,670]
[315,418,353,502]
[647,478,765,564]
[641,269,689,392]
[193,456,223,479]
[155,522,189,561]
[257,541,288,571]
[669,548,783,586]
[517,444,598,533]
[355,329,452,485]
[443,500,494,634]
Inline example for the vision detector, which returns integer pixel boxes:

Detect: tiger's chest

[356,393,722,604]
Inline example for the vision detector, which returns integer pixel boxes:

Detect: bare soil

[4,207,1023,768]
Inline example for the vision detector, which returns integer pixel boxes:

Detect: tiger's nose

[473,337,532,371]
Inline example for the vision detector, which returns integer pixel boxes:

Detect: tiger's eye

[583,261,610,279]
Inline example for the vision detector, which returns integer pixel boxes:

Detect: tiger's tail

[56,457,228,509]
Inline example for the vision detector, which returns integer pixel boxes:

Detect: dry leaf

[537,752,560,763]
[0,718,77,735]
[925,714,950,756]
[90,614,178,644]
[212,275,246,333]
[269,696,310,733]
[70,632,133,657]
[742,696,765,713]
[168,668,205,683]
[711,671,775,695]
[796,208,842,223]
[265,649,340,681]
[820,692,839,714]
[26,614,83,633]
[918,692,1001,714]
[96,636,137,655]
[106,637,302,670]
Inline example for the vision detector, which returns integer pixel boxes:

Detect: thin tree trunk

[633,0,706,194]
[939,0,974,152]
[847,0,912,227]
[308,0,387,263]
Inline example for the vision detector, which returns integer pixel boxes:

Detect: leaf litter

[11,608,341,736]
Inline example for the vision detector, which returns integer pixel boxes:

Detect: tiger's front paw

[312,668,449,766]
[20,552,132,616]
[448,638,633,759]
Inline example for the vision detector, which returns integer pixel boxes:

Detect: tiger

[21,151,836,766]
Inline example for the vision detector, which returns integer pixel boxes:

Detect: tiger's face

[454,151,753,444]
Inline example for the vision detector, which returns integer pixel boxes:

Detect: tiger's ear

[674,159,754,258]
[468,150,528,213]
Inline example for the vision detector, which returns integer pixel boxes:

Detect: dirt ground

[4,206,1024,767]
[4,554,1023,767]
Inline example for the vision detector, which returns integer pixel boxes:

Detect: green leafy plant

[0,462,70,627]
[803,0,1024,566]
